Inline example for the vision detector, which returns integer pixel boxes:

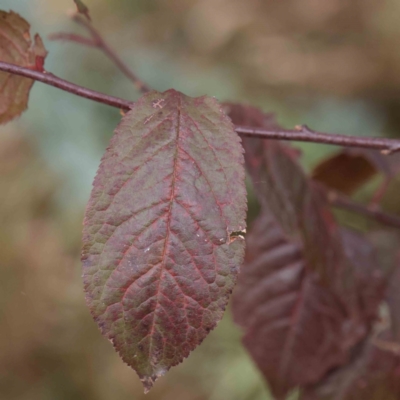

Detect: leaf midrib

[147,95,182,362]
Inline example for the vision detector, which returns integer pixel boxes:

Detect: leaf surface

[233,212,349,398]
[312,148,400,196]
[312,151,378,195]
[387,260,400,342]
[82,89,247,391]
[302,241,400,400]
[233,212,383,398]
[301,331,400,400]
[0,10,47,124]
[228,104,384,398]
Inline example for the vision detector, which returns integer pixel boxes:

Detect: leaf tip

[140,365,168,394]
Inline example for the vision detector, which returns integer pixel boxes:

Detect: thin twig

[50,14,149,93]
[0,61,133,110]
[328,191,400,229]
[236,124,400,154]
[370,177,391,207]
[3,60,400,155]
[48,32,97,47]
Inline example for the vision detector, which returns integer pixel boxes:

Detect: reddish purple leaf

[301,236,400,400]
[233,212,350,398]
[233,211,383,398]
[341,229,386,324]
[232,107,356,291]
[326,148,400,179]
[312,148,400,201]
[81,89,247,391]
[299,215,400,400]
[228,104,385,398]
[365,230,400,342]
[387,261,400,342]
[301,331,400,400]
[371,231,400,344]
[312,151,378,195]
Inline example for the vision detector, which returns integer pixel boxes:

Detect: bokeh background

[1,1,400,399]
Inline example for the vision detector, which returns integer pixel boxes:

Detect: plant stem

[236,125,400,154]
[50,15,150,93]
[48,33,97,47]
[329,191,400,229]
[0,61,133,110]
[2,60,400,154]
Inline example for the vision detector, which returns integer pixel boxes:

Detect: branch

[2,59,400,155]
[48,32,97,47]
[0,61,133,110]
[328,191,400,229]
[50,14,149,93]
[236,124,400,154]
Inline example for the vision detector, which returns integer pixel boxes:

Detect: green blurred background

[1,1,400,399]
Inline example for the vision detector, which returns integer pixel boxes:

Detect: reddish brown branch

[48,32,97,47]
[0,61,133,110]
[2,60,400,155]
[50,15,149,93]
[236,124,400,154]
[329,191,400,229]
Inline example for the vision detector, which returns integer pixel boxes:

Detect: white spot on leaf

[152,99,165,109]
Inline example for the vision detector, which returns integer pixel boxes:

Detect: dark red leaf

[299,235,399,400]
[341,229,386,324]
[242,135,344,288]
[232,105,381,297]
[384,250,400,342]
[81,89,247,392]
[312,151,378,195]
[233,212,349,398]
[312,148,400,196]
[0,11,48,124]
[233,211,383,398]
[228,104,385,398]
[388,270,400,343]
[301,331,400,400]
[365,229,400,343]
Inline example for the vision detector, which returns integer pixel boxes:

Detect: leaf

[387,260,400,342]
[223,102,282,131]
[301,234,400,400]
[0,10,47,124]
[230,106,352,289]
[312,151,378,195]
[233,211,384,398]
[312,148,400,195]
[372,231,400,343]
[341,229,386,324]
[301,331,400,400]
[73,0,91,21]
[228,104,385,398]
[363,229,400,344]
[297,240,398,400]
[233,212,347,398]
[81,89,247,392]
